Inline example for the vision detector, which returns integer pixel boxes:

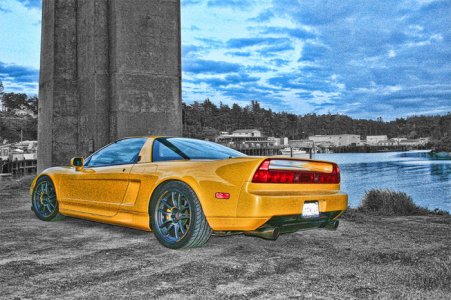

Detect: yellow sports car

[30,137,347,249]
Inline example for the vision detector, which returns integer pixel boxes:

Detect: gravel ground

[0,187,450,299]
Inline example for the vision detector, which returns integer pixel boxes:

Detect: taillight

[252,159,340,184]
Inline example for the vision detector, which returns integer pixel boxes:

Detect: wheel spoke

[171,192,179,208]
[166,223,174,235]
[174,223,179,240]
[179,213,190,220]
[158,209,170,215]
[178,197,185,210]
[178,221,185,235]
[47,202,55,211]
[159,219,171,228]
[162,200,172,209]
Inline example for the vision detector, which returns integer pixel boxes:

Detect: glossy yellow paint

[30,137,347,232]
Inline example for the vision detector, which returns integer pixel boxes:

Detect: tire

[150,181,212,249]
[32,176,61,221]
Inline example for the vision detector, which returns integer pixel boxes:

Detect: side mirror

[70,157,84,171]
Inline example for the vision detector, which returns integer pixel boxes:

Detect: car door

[59,138,148,217]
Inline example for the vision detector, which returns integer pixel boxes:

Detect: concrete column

[38,0,182,172]
[109,0,182,139]
[38,0,79,172]
[77,0,111,154]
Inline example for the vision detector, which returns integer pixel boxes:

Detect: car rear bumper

[260,210,343,233]
[207,183,348,231]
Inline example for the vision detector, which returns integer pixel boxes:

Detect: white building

[390,137,407,144]
[231,129,261,137]
[267,137,281,146]
[308,134,361,147]
[377,140,396,146]
[399,138,430,146]
[216,129,272,148]
[366,135,388,145]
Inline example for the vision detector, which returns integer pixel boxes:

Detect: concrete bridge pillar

[38,0,182,172]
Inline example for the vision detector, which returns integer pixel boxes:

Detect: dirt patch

[0,187,450,299]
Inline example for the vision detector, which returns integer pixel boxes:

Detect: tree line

[183,99,450,143]
[1,86,450,150]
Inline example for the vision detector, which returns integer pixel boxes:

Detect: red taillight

[215,192,230,199]
[252,159,340,184]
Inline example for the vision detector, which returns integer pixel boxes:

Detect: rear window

[152,138,246,162]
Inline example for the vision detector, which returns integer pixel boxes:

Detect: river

[315,150,451,212]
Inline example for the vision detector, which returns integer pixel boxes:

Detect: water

[315,151,451,212]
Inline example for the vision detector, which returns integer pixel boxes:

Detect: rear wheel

[32,176,60,221]
[150,181,212,249]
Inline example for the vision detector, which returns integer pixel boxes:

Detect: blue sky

[0,0,450,119]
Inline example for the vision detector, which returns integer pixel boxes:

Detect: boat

[280,148,310,158]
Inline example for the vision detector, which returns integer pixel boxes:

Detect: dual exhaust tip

[244,220,339,240]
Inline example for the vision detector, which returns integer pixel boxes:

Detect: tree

[2,92,38,114]
[28,96,38,114]
[2,92,29,111]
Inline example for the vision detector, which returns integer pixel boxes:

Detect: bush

[343,189,450,219]
[358,189,429,216]
[357,189,443,216]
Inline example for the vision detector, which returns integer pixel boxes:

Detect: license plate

[302,201,319,218]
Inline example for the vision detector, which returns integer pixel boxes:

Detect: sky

[0,0,450,120]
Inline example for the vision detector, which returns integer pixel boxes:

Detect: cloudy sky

[0,0,449,119]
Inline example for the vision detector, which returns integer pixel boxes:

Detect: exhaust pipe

[324,220,339,230]
[244,227,280,240]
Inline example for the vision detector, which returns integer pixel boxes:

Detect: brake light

[252,159,340,184]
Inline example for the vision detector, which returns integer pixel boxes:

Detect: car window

[85,138,147,167]
[152,138,246,162]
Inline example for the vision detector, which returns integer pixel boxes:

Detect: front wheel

[150,181,212,249]
[32,176,60,221]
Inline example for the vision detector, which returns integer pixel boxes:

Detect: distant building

[231,129,261,137]
[377,140,396,146]
[399,138,430,146]
[288,139,314,148]
[216,129,272,148]
[419,137,430,145]
[390,137,407,145]
[308,134,361,147]
[267,137,281,146]
[366,135,388,145]
[12,108,37,118]
[0,140,37,174]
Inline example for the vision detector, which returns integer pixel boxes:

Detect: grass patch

[344,189,449,219]
[406,260,451,291]
[0,175,35,192]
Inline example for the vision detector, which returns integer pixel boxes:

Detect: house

[308,134,361,147]
[366,135,388,145]
[215,129,273,148]
[231,129,261,137]
[377,140,396,146]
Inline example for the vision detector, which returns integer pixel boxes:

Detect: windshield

[152,137,246,161]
